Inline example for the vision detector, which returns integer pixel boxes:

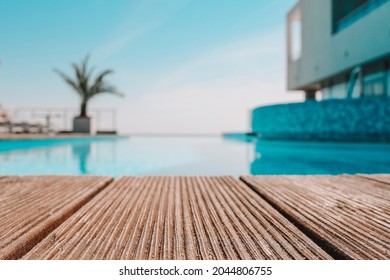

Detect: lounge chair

[0,104,52,134]
[8,122,50,134]
[0,121,12,133]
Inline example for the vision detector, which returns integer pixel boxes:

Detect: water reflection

[250,140,390,175]
[0,136,127,175]
[2,136,390,176]
[71,142,91,174]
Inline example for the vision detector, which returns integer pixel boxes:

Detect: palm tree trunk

[80,101,87,117]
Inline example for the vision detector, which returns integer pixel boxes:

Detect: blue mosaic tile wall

[252,98,390,142]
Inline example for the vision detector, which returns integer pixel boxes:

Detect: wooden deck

[0,175,389,260]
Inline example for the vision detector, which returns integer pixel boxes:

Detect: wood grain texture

[0,176,113,259]
[23,176,331,260]
[357,174,390,186]
[241,175,390,259]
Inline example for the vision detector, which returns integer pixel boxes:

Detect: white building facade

[287,0,390,100]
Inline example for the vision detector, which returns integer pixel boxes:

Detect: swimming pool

[1,135,390,176]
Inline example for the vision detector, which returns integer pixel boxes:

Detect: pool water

[1,136,390,176]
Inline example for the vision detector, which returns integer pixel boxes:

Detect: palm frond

[90,84,124,98]
[89,69,114,97]
[53,68,82,96]
[94,69,113,84]
[81,54,90,78]
[86,66,96,82]
[72,63,88,96]
[54,55,124,117]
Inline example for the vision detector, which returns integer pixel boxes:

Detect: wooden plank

[0,176,113,259]
[241,175,390,259]
[341,175,390,199]
[23,176,331,260]
[357,174,390,186]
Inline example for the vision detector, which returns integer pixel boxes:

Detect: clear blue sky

[0,0,301,133]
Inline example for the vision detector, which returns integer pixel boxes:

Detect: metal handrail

[9,107,117,132]
[335,0,390,32]
[346,66,362,99]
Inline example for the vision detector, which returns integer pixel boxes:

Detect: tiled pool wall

[252,98,390,142]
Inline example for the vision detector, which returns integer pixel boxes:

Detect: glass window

[322,87,332,99]
[364,72,385,97]
[351,77,362,98]
[331,83,347,99]
[322,84,347,100]
[332,0,390,33]
[315,90,323,101]
[288,7,302,61]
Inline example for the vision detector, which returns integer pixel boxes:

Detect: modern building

[287,0,390,100]
[251,0,390,141]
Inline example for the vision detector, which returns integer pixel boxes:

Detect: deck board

[357,174,390,186]
[0,176,113,259]
[22,176,331,260]
[241,175,390,259]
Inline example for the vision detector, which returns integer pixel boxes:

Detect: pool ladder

[346,66,362,99]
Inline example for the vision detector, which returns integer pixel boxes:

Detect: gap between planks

[0,176,113,259]
[21,176,331,260]
[240,175,390,260]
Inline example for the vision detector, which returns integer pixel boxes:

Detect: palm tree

[54,55,123,117]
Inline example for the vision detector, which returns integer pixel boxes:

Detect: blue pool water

[1,136,390,176]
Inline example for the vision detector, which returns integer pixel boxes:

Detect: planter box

[73,117,96,134]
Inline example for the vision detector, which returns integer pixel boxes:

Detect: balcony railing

[334,0,390,33]
[6,107,117,133]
